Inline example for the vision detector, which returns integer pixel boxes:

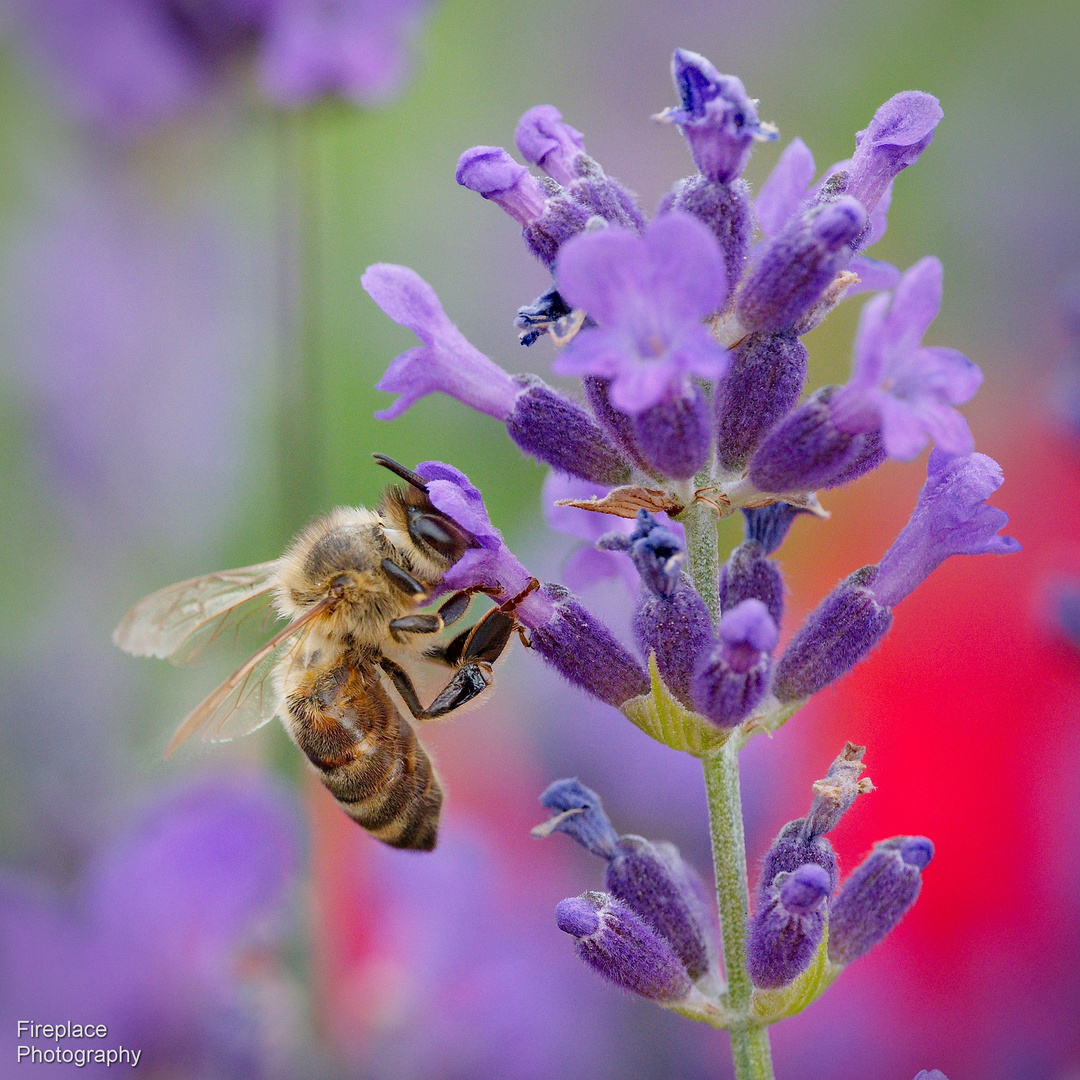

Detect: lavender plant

[361,49,1018,1079]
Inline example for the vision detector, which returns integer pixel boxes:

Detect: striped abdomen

[283,655,442,850]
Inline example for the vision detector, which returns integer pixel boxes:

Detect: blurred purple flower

[3,179,249,546]
[829,258,984,461]
[553,213,729,415]
[14,0,433,138]
[358,825,618,1080]
[0,774,301,1077]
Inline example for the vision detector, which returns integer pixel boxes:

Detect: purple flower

[690,599,778,728]
[365,266,631,484]
[828,836,934,966]
[829,257,984,461]
[0,774,300,1074]
[364,263,520,421]
[515,105,587,187]
[553,213,730,415]
[871,449,1021,608]
[535,778,717,983]
[555,892,696,1004]
[746,863,830,989]
[416,463,649,707]
[259,0,433,108]
[14,0,433,138]
[845,92,944,215]
[656,49,776,185]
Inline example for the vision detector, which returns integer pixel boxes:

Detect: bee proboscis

[114,455,532,851]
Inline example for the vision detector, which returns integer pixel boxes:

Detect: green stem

[684,503,775,1080]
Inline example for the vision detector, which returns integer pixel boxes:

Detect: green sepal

[621,653,730,757]
[749,927,842,1026]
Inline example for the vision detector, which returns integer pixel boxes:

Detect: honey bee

[113,455,534,851]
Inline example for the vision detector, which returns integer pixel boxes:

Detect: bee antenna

[372,454,429,493]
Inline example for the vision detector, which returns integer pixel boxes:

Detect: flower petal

[754,137,816,238]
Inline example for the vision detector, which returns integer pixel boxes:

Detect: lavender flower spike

[871,449,1021,608]
[691,599,779,728]
[829,258,984,461]
[657,50,777,185]
[555,892,695,1003]
[747,863,830,989]
[828,836,934,966]
[844,92,944,215]
[365,265,631,485]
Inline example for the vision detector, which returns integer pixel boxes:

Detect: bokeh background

[1,1,1079,1077]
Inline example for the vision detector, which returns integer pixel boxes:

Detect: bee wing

[113,561,280,667]
[164,598,334,757]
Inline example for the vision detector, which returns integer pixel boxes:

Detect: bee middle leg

[388,586,503,638]
[378,653,492,721]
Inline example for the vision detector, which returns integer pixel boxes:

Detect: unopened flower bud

[659,175,753,292]
[535,779,716,983]
[714,332,808,471]
[506,375,632,486]
[771,566,893,704]
[582,376,654,471]
[632,386,714,481]
[828,836,934,966]
[844,92,943,216]
[736,198,866,334]
[456,146,548,223]
[747,863,830,989]
[691,599,778,728]
[719,540,785,625]
[530,584,650,707]
[759,819,839,897]
[747,386,886,494]
[555,892,695,1003]
[602,513,713,707]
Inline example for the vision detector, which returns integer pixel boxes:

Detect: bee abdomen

[284,659,443,851]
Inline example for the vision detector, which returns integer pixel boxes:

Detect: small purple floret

[515,105,586,186]
[537,778,621,858]
[719,541,785,625]
[771,566,893,703]
[747,864,829,989]
[736,197,865,334]
[598,510,685,598]
[691,600,777,728]
[741,502,813,555]
[553,213,729,416]
[658,49,776,184]
[828,836,934,966]
[913,1071,950,1080]
[363,263,519,421]
[555,892,694,1003]
[829,257,983,461]
[845,92,943,214]
[455,146,547,223]
[759,820,839,897]
[871,449,1020,608]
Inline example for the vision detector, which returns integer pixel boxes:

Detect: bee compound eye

[409,511,464,559]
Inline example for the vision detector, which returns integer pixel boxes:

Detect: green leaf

[621,653,730,757]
